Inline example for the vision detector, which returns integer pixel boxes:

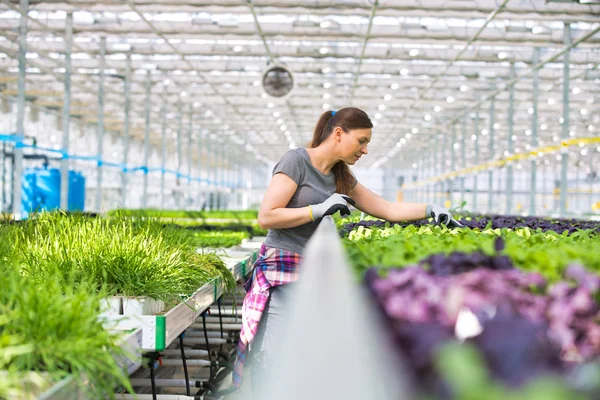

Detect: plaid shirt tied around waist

[232,244,301,387]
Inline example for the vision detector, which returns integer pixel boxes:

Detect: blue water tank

[22,168,85,214]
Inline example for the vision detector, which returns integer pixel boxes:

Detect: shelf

[37,246,260,398]
[104,249,257,351]
[107,280,223,351]
[38,377,79,400]
[117,328,143,375]
[221,249,259,281]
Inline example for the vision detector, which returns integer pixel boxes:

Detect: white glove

[426,204,464,228]
[310,193,354,221]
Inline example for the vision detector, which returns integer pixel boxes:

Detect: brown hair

[310,107,373,195]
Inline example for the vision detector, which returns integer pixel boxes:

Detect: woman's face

[335,127,372,165]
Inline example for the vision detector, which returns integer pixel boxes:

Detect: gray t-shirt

[263,148,337,255]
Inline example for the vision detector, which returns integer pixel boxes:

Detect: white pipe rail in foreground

[258,216,411,400]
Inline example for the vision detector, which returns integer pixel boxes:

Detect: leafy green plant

[343,223,600,281]
[450,200,469,216]
[250,222,268,236]
[0,263,132,399]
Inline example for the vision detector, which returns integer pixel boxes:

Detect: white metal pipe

[348,0,379,101]
[182,338,227,346]
[115,395,197,400]
[487,90,495,212]
[129,379,204,388]
[460,111,466,205]
[450,124,456,206]
[160,84,168,208]
[183,330,230,339]
[121,54,131,209]
[188,322,242,331]
[560,24,571,217]
[206,136,212,191]
[472,109,479,211]
[441,130,448,206]
[506,63,515,214]
[12,0,28,219]
[159,359,211,367]
[530,47,540,216]
[161,349,208,358]
[94,36,106,212]
[176,99,183,208]
[142,71,151,208]
[187,103,193,190]
[59,12,72,211]
[210,309,241,317]
[203,316,240,324]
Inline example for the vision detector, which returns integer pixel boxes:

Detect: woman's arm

[349,182,428,222]
[257,173,313,229]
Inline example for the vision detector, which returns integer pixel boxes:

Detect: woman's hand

[425,204,464,228]
[310,193,353,221]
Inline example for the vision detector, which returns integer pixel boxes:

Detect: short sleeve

[272,150,304,185]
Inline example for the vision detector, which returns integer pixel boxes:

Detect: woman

[233,107,459,393]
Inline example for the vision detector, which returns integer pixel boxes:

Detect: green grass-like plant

[108,208,258,221]
[11,213,235,302]
[0,263,132,398]
[185,230,250,248]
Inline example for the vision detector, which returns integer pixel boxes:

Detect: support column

[12,0,28,219]
[160,85,168,209]
[560,24,571,217]
[415,159,420,203]
[176,103,183,209]
[530,47,540,216]
[461,112,467,206]
[197,127,204,209]
[432,136,437,204]
[217,141,223,209]
[94,36,106,212]
[450,123,457,207]
[60,12,72,211]
[441,130,447,207]
[187,104,193,187]
[218,141,224,189]
[237,161,242,190]
[198,129,205,186]
[507,63,515,214]
[121,54,131,209]
[488,90,496,213]
[142,71,151,208]
[226,147,231,190]
[472,109,479,211]
[206,135,213,189]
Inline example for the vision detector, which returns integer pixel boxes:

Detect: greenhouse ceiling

[0,0,599,170]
